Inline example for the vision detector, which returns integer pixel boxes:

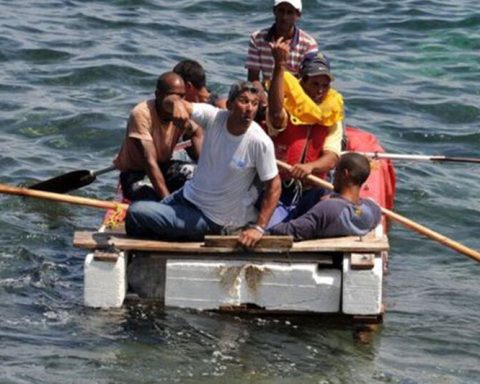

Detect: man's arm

[162,95,193,126]
[289,119,343,179]
[289,151,339,179]
[183,120,204,162]
[267,38,290,131]
[133,139,170,199]
[237,174,281,248]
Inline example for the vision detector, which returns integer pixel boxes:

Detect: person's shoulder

[361,198,381,212]
[250,26,270,40]
[131,99,153,116]
[249,121,271,141]
[297,28,318,45]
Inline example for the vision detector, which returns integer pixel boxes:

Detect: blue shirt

[269,193,381,241]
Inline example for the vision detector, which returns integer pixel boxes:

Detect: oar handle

[344,151,480,164]
[0,183,129,211]
[380,207,480,262]
[92,165,117,177]
[276,160,480,263]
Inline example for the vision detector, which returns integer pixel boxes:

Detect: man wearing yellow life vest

[265,37,344,226]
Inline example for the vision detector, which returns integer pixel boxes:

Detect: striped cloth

[245,23,318,81]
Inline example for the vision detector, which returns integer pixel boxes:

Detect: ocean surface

[0,0,479,383]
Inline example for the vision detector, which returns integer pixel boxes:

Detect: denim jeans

[125,189,223,241]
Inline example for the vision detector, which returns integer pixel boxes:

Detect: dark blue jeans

[125,189,223,241]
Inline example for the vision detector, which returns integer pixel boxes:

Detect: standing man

[245,0,318,85]
[113,72,202,201]
[126,81,281,248]
[269,153,382,240]
[266,38,344,225]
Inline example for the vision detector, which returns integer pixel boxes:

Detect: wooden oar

[343,151,480,164]
[0,183,128,211]
[28,140,194,194]
[276,160,480,263]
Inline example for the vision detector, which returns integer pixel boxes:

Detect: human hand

[269,37,289,67]
[237,227,264,249]
[289,163,314,179]
[170,98,190,127]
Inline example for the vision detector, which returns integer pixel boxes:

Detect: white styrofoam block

[239,263,341,312]
[84,252,127,308]
[165,260,341,313]
[342,253,383,315]
[165,261,243,310]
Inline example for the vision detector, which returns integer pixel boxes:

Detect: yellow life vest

[283,71,344,126]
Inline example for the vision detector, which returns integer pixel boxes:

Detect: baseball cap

[300,53,334,80]
[274,0,302,13]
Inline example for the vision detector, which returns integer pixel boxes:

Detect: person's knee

[125,201,155,237]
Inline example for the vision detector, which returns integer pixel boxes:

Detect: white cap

[274,0,302,13]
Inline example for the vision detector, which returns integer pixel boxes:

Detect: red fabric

[273,121,329,179]
[345,126,396,211]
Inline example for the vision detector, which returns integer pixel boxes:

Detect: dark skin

[268,38,339,180]
[134,73,202,199]
[163,92,281,248]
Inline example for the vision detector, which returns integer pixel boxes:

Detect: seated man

[269,153,382,240]
[113,72,202,201]
[173,59,226,108]
[266,38,345,225]
[125,81,281,248]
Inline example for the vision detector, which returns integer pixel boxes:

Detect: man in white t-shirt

[126,81,281,248]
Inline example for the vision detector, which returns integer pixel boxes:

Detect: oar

[343,151,480,164]
[276,160,480,263]
[0,183,128,211]
[28,140,195,194]
[29,165,117,194]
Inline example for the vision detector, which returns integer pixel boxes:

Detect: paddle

[0,183,128,211]
[28,140,194,194]
[29,165,117,194]
[343,151,480,164]
[276,160,480,263]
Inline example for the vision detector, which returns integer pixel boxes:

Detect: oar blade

[29,170,95,193]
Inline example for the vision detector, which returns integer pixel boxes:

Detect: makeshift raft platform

[74,226,389,324]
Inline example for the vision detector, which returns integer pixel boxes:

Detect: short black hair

[337,153,371,186]
[173,59,206,89]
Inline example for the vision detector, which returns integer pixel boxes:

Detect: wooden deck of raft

[74,230,389,258]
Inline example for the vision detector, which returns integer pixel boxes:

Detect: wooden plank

[204,235,293,249]
[74,231,389,253]
[93,250,120,262]
[350,253,375,270]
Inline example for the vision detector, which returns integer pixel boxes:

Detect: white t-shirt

[183,103,278,229]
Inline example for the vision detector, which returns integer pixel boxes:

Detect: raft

[74,127,395,325]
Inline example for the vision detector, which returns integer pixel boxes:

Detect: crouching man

[125,81,281,248]
[269,153,381,240]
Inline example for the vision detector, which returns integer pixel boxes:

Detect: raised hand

[269,37,290,67]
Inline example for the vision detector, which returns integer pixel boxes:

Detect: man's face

[301,74,331,104]
[230,90,259,126]
[273,3,300,30]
